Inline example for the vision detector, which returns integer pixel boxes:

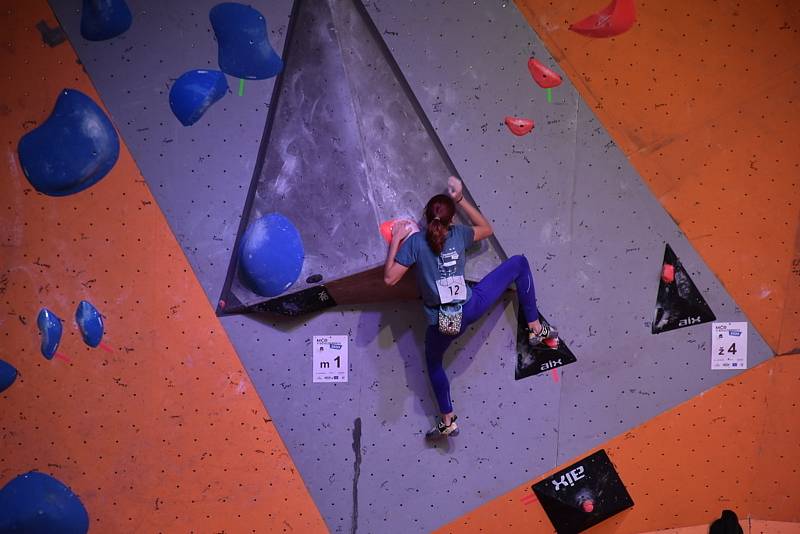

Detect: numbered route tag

[711,322,747,370]
[437,275,466,304]
[313,335,348,383]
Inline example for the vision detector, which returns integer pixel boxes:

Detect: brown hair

[425,194,455,255]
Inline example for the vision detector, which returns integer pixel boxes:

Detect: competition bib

[437,275,465,304]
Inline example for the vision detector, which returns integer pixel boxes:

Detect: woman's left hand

[391,220,413,241]
[447,176,463,202]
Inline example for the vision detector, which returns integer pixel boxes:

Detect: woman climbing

[383,176,559,440]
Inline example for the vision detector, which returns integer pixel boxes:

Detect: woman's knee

[510,254,529,270]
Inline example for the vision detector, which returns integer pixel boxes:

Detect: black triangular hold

[252,285,337,316]
[216,0,507,317]
[532,449,634,534]
[515,307,577,380]
[652,243,716,334]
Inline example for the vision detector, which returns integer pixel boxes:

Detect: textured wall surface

[0,0,800,532]
[0,0,785,531]
[438,356,800,532]
[514,0,800,355]
[0,3,326,531]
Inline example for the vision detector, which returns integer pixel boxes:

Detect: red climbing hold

[582,499,595,513]
[379,219,395,244]
[504,116,534,136]
[380,218,419,244]
[661,263,675,284]
[569,0,636,38]
[528,58,562,89]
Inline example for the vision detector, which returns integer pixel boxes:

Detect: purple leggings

[425,255,539,414]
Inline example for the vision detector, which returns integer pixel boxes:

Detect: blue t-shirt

[395,225,475,325]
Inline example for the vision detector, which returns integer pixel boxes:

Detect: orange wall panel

[438,357,800,533]
[0,4,325,531]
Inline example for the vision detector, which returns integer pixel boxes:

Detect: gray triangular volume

[651,243,716,334]
[218,0,506,316]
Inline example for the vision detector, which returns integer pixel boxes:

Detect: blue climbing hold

[0,359,17,394]
[239,213,304,297]
[75,300,104,348]
[0,471,89,534]
[18,89,120,197]
[210,3,283,80]
[169,69,229,126]
[80,0,132,41]
[37,308,63,360]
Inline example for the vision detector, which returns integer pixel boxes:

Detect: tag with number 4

[711,322,747,370]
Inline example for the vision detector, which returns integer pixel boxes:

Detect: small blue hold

[210,3,283,80]
[37,308,63,360]
[0,359,17,394]
[169,69,229,126]
[80,0,132,41]
[0,471,89,534]
[18,89,120,197]
[75,301,104,348]
[239,213,304,297]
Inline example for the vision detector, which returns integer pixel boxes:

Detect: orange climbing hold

[569,0,636,38]
[504,116,534,136]
[527,58,562,89]
[379,218,419,244]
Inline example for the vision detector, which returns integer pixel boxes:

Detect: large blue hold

[75,300,104,347]
[18,89,120,197]
[0,359,17,394]
[0,472,89,534]
[80,0,132,41]
[239,213,304,297]
[169,69,229,126]
[37,308,62,360]
[210,3,283,80]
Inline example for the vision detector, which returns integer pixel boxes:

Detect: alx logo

[540,359,562,371]
[552,466,586,491]
[678,316,702,327]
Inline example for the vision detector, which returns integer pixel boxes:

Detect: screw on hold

[36,20,67,47]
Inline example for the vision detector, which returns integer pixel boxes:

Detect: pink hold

[569,0,636,38]
[582,499,595,513]
[661,263,675,284]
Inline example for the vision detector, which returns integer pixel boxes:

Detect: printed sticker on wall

[313,335,348,383]
[711,322,748,370]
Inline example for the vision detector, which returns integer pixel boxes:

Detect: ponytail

[425,194,456,255]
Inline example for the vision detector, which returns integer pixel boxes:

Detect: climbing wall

[437,0,800,529]
[514,0,800,356]
[437,356,800,532]
[39,0,778,531]
[0,3,325,531]
[1,0,794,532]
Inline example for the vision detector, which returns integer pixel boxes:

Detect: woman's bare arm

[448,176,493,241]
